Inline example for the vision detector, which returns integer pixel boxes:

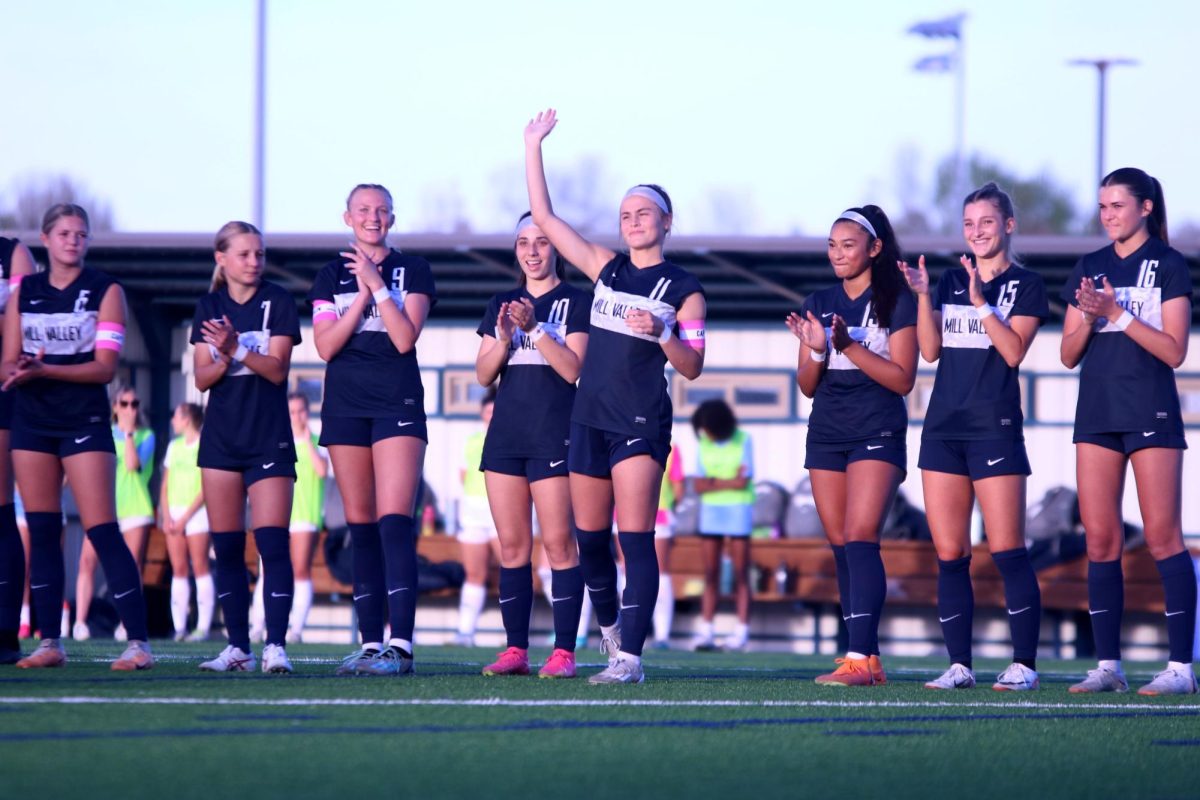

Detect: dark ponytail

[841,205,905,329]
[1100,167,1168,245]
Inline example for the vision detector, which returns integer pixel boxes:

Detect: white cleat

[1137,665,1198,696]
[993,662,1039,692]
[925,663,976,690]
[599,628,622,666]
[262,643,293,674]
[199,645,257,672]
[588,656,645,685]
[1068,666,1129,694]
[72,621,91,642]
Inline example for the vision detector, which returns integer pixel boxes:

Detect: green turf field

[1,642,1196,800]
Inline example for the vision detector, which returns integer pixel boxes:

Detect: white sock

[537,567,554,606]
[249,561,265,630]
[731,621,749,643]
[389,638,413,653]
[458,582,487,636]
[654,574,674,643]
[289,579,313,635]
[698,619,715,640]
[616,650,641,665]
[600,622,619,640]
[576,591,593,640]
[195,574,215,634]
[170,577,190,634]
[1099,659,1123,674]
[1168,660,1192,671]
[19,604,30,626]
[846,651,868,661]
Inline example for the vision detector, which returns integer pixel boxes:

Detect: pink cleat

[482,646,530,676]
[538,648,577,679]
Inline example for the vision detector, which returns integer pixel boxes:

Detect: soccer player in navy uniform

[192,221,301,675]
[308,184,436,677]
[525,109,707,684]
[0,235,35,663]
[3,204,152,671]
[786,205,916,687]
[476,212,590,679]
[900,183,1048,691]
[1061,168,1196,696]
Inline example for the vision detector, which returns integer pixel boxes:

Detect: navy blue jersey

[191,281,301,465]
[476,282,591,459]
[1060,238,1192,435]
[307,250,437,418]
[923,265,1048,440]
[571,254,705,442]
[14,268,116,432]
[801,286,917,444]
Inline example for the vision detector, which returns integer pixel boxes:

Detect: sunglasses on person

[118,399,140,408]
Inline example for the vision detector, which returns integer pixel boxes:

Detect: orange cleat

[482,646,530,676]
[538,648,577,679]
[869,654,887,685]
[814,656,875,686]
[16,639,66,669]
[111,641,154,672]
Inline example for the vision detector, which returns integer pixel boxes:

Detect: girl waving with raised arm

[525,109,706,684]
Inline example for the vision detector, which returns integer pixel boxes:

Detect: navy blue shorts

[12,423,115,458]
[199,458,296,488]
[804,435,906,473]
[0,389,13,431]
[480,454,569,483]
[1074,430,1187,456]
[918,437,1031,479]
[319,415,428,447]
[568,422,670,478]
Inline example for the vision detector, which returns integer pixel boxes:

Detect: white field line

[0,696,1197,712]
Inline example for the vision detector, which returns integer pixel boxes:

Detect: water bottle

[775,561,789,597]
[719,555,734,596]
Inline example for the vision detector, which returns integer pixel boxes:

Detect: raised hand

[525,108,558,146]
[897,255,930,295]
[508,297,537,333]
[625,308,664,339]
[829,314,853,351]
[339,242,384,293]
[961,254,985,307]
[785,311,827,354]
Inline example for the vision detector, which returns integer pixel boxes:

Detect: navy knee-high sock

[86,522,148,642]
[498,563,533,649]
[349,522,385,645]
[1087,558,1124,661]
[212,531,251,652]
[845,541,886,657]
[1156,551,1197,664]
[831,544,851,623]
[577,527,619,628]
[379,514,417,644]
[254,527,292,647]
[937,556,974,668]
[617,532,658,658]
[0,503,24,644]
[551,566,585,652]
[25,512,63,640]
[993,547,1041,668]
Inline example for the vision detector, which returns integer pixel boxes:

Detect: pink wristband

[678,320,706,350]
[312,300,337,324]
[95,322,125,352]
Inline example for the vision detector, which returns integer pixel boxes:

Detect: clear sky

[2,0,1196,237]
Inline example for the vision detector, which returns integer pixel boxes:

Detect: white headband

[513,216,538,238]
[624,186,671,215]
[836,210,878,239]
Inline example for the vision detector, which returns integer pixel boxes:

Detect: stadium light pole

[908,13,967,212]
[252,0,267,229]
[1067,58,1137,189]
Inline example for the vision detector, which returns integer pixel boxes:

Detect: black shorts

[11,423,115,458]
[804,435,907,473]
[918,437,1031,479]
[319,415,428,447]
[198,457,297,488]
[480,454,569,483]
[1074,430,1187,456]
[0,390,13,431]
[567,422,670,478]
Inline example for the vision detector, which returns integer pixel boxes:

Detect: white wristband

[528,323,546,343]
[974,304,995,320]
[1112,310,1135,331]
[372,286,391,305]
[658,324,673,344]
[809,348,827,363]
[232,344,249,362]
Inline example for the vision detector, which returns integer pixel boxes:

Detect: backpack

[784,477,824,538]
